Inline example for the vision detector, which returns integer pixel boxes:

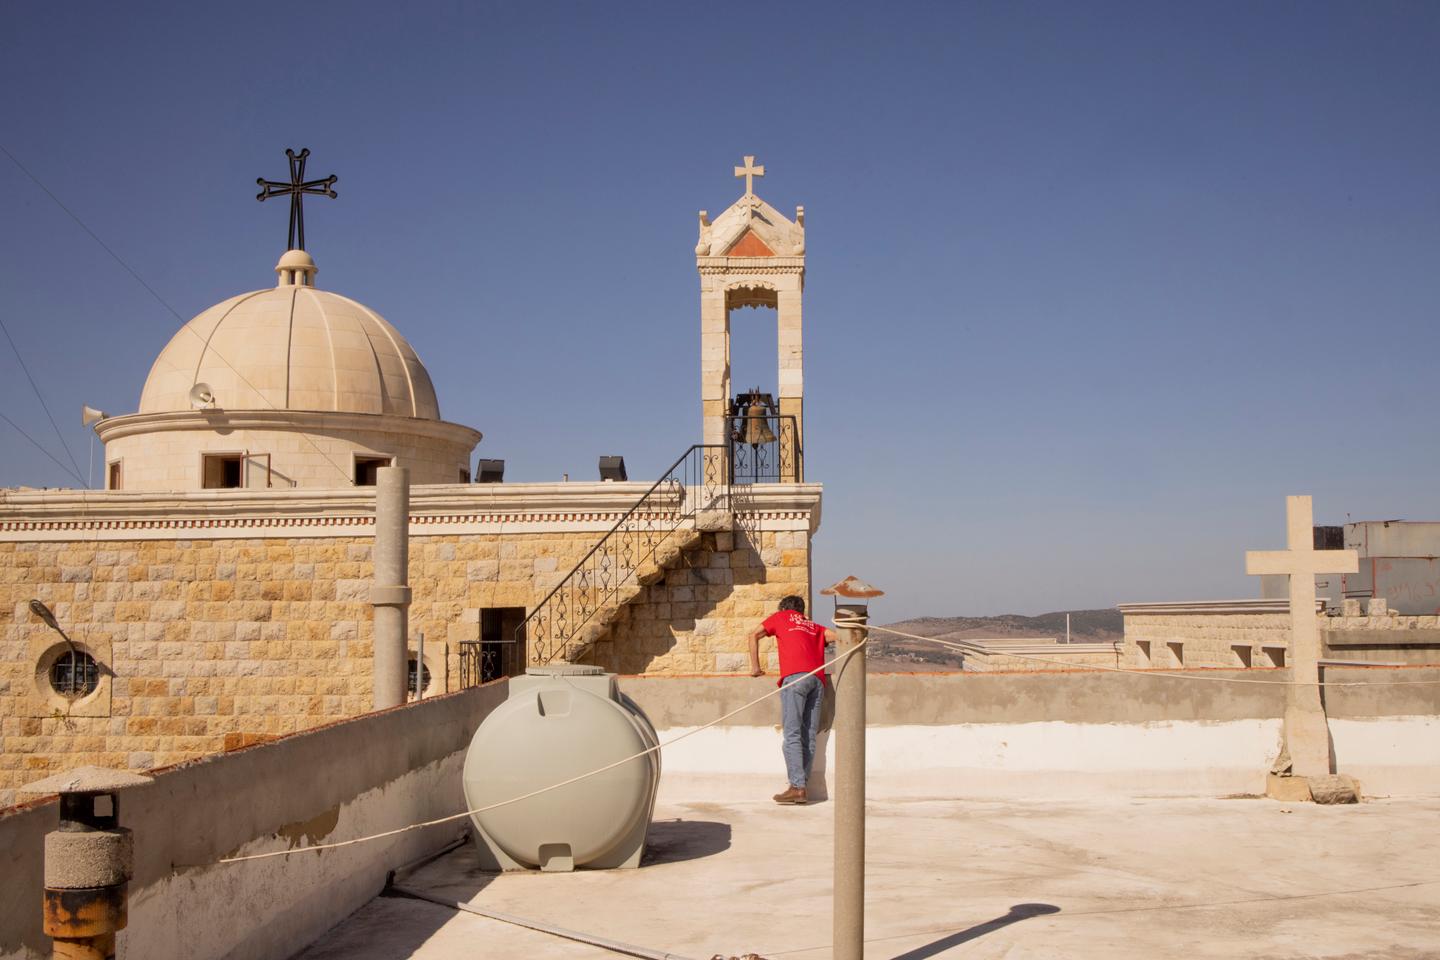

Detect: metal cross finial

[734,155,765,196]
[256,148,337,252]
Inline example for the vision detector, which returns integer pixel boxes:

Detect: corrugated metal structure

[1262,521,1440,615]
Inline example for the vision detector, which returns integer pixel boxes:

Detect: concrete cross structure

[696,157,806,462]
[733,155,764,195]
[1245,495,1359,783]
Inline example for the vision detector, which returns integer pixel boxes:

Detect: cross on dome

[734,155,765,196]
[256,148,337,252]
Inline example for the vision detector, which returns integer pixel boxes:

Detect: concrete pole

[371,466,411,711]
[833,602,868,960]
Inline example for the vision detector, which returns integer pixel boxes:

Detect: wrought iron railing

[519,444,728,664]
[728,413,802,484]
[458,639,516,687]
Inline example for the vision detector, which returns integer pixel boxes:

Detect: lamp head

[28,599,60,631]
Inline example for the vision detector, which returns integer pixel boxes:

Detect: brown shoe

[772,786,808,805]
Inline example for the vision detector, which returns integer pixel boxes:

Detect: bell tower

[696,156,806,481]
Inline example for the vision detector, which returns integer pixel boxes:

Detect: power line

[0,411,84,484]
[0,142,356,487]
[0,313,85,482]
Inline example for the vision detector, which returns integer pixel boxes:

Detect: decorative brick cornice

[0,483,823,542]
[696,260,804,275]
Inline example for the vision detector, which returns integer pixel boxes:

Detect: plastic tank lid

[525,665,607,677]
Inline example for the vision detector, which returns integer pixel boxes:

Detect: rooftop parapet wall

[0,682,508,960]
[0,482,823,540]
[1120,599,1440,669]
[621,669,1440,801]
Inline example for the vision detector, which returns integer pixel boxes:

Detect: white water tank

[462,665,661,872]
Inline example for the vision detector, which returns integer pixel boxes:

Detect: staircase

[520,445,730,665]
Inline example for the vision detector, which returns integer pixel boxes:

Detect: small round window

[408,658,432,696]
[50,650,100,698]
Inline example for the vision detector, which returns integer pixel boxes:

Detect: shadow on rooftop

[641,818,732,866]
[887,903,1061,960]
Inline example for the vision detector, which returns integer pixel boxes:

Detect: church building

[0,154,821,806]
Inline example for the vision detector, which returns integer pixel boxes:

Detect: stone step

[557,519,718,662]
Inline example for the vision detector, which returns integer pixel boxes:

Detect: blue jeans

[780,672,824,788]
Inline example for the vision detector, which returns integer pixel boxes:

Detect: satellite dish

[189,383,216,409]
[80,405,108,428]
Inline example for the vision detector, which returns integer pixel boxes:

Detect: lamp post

[820,576,884,960]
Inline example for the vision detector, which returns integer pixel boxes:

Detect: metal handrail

[518,444,727,664]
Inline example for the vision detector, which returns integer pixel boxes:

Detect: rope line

[866,623,1440,686]
[206,632,869,866]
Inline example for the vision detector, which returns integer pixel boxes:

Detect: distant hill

[866,609,1123,671]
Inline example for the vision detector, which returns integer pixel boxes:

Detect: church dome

[138,250,441,419]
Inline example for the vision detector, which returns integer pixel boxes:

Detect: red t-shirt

[762,610,827,686]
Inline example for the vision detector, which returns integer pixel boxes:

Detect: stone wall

[1119,601,1296,669]
[1119,599,1440,669]
[0,485,818,805]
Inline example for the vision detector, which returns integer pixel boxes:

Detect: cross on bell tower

[256,148,337,252]
[734,155,765,196]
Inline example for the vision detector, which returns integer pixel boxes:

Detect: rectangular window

[354,455,392,486]
[202,454,244,489]
[107,461,122,490]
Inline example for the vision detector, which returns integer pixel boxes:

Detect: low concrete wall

[0,681,506,960]
[622,668,1440,801]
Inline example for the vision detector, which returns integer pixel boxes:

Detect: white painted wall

[656,719,1286,802]
[1330,716,1440,796]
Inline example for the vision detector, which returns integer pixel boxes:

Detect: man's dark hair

[778,595,805,614]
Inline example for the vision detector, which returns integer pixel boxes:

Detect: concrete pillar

[832,603,868,960]
[777,287,804,478]
[700,282,730,449]
[371,466,411,710]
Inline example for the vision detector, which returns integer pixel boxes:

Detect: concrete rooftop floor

[293,791,1440,960]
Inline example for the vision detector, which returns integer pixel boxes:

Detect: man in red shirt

[749,595,837,804]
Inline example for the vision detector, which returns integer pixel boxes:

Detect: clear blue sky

[3,2,1437,618]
